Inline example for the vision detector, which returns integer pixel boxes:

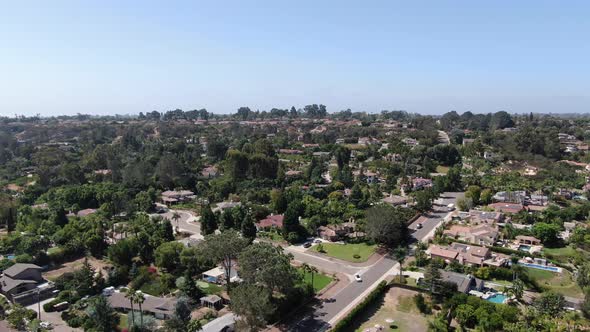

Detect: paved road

[286,192,464,331]
[289,257,397,331]
[152,210,203,238]
[409,192,464,241]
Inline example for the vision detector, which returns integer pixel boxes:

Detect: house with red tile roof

[255,214,284,231]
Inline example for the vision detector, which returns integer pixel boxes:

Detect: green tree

[7,305,36,330]
[204,230,249,291]
[282,201,303,243]
[200,205,218,235]
[364,205,409,248]
[465,185,481,205]
[238,242,300,294]
[241,214,257,243]
[532,222,561,246]
[414,189,434,213]
[164,296,192,332]
[534,292,565,317]
[85,295,119,332]
[230,284,274,331]
[454,304,475,328]
[270,189,288,214]
[423,260,442,294]
[391,246,407,283]
[154,242,184,272]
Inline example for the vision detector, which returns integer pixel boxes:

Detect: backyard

[353,287,431,332]
[312,242,377,263]
[526,267,583,298]
[197,280,223,295]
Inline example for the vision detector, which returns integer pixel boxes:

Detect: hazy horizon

[2,1,589,116]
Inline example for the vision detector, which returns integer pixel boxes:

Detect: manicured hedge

[331,281,389,332]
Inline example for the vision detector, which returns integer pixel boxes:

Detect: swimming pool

[519,263,562,273]
[486,293,507,304]
[518,245,531,252]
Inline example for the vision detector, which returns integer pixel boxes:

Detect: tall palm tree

[133,291,146,328]
[124,289,136,329]
[172,211,181,227]
[392,246,408,283]
[309,265,318,291]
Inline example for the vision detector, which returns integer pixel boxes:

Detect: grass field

[197,281,223,295]
[436,165,450,174]
[313,242,377,263]
[118,314,128,330]
[301,270,333,292]
[526,267,583,298]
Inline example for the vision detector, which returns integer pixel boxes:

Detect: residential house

[0,264,50,303]
[384,153,402,163]
[468,210,503,224]
[428,243,491,267]
[201,313,236,332]
[107,291,177,319]
[213,201,241,212]
[493,191,527,204]
[278,149,303,155]
[444,224,499,246]
[488,203,525,214]
[201,166,219,178]
[161,190,196,205]
[515,235,541,245]
[255,214,284,231]
[317,223,355,241]
[440,271,484,294]
[411,177,433,190]
[67,208,97,218]
[381,195,409,206]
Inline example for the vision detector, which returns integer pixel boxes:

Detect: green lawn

[312,242,377,263]
[118,313,128,331]
[526,267,583,298]
[435,165,450,174]
[197,281,223,295]
[301,270,333,292]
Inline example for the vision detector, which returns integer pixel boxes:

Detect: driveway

[26,298,82,332]
[152,210,203,239]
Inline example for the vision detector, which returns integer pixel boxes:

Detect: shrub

[414,293,432,314]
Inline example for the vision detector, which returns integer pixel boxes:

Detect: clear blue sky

[1,1,589,116]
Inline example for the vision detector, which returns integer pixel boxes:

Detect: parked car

[303,242,312,248]
[354,273,362,282]
[40,321,53,329]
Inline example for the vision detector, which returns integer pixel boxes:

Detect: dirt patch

[354,287,430,332]
[43,257,111,281]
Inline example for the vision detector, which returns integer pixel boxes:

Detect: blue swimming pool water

[486,293,507,304]
[6,255,15,260]
[518,245,531,252]
[519,263,561,272]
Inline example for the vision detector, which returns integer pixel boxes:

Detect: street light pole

[37,289,41,320]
